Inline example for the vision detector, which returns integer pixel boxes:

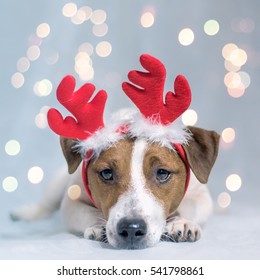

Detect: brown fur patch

[143,143,187,217]
[87,138,134,219]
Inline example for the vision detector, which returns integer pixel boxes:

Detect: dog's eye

[156,169,172,183]
[99,169,114,181]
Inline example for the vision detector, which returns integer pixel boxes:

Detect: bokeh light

[62,2,77,17]
[5,140,21,156]
[92,23,108,37]
[217,192,231,208]
[78,42,94,56]
[27,45,41,61]
[71,10,86,25]
[33,79,53,96]
[74,51,94,81]
[2,177,18,193]
[11,72,25,88]
[35,113,48,129]
[79,6,92,21]
[67,185,81,200]
[16,57,30,73]
[226,174,242,192]
[140,12,154,28]
[96,41,112,57]
[27,166,44,184]
[231,17,255,33]
[204,19,220,36]
[178,28,194,46]
[91,9,107,25]
[36,23,50,38]
[222,128,236,144]
[181,109,198,126]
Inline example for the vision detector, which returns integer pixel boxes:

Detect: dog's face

[61,126,219,249]
[87,138,187,249]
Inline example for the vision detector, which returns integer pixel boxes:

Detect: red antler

[122,54,191,125]
[47,75,107,140]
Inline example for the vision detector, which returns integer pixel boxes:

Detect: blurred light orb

[238,71,251,89]
[71,10,86,25]
[231,17,255,33]
[40,105,50,114]
[34,79,53,96]
[229,48,247,67]
[11,72,25,88]
[140,12,154,28]
[96,41,112,57]
[74,51,94,81]
[224,60,241,72]
[5,140,21,156]
[36,23,50,38]
[224,72,241,89]
[28,166,44,184]
[79,6,92,21]
[2,177,18,192]
[222,128,236,143]
[35,113,48,129]
[62,2,77,17]
[226,174,242,192]
[178,28,194,46]
[227,84,245,98]
[46,52,59,65]
[217,192,231,208]
[222,43,238,60]
[27,45,41,61]
[79,42,94,56]
[91,9,107,25]
[204,19,220,36]
[68,185,81,200]
[181,109,198,126]
[17,57,30,73]
[93,23,108,37]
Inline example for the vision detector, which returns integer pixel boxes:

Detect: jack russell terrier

[11,54,220,249]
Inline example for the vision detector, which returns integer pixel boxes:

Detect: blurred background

[0,0,259,258]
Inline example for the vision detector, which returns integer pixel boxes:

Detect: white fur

[106,138,166,248]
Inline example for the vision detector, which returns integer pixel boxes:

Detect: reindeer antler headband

[48,54,191,151]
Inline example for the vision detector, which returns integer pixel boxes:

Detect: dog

[11,54,220,249]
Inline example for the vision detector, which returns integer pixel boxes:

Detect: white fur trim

[74,108,191,157]
[128,111,191,150]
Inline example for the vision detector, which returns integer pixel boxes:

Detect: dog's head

[48,54,220,249]
[60,125,219,249]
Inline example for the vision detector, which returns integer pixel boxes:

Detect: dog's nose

[117,218,147,245]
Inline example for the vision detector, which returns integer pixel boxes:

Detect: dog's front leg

[60,194,106,241]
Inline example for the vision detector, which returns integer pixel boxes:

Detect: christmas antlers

[122,54,191,125]
[47,75,107,140]
[47,54,191,142]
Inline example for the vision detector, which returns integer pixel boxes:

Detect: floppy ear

[183,126,220,184]
[60,137,82,174]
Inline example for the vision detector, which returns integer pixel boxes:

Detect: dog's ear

[183,126,220,184]
[60,137,82,174]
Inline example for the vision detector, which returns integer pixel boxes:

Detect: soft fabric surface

[1,196,259,260]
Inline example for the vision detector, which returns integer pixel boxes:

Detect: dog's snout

[117,218,147,248]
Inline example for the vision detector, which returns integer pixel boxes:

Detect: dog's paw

[10,204,52,222]
[84,226,106,242]
[163,216,201,242]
